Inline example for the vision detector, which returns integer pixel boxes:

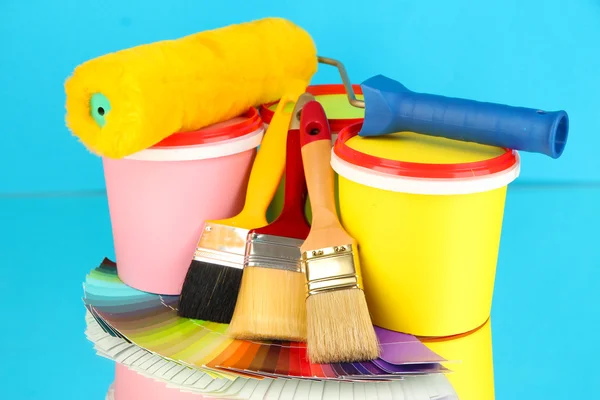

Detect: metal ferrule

[193,222,249,270]
[244,233,304,273]
[301,243,363,297]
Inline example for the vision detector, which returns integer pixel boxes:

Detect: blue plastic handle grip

[359,75,569,159]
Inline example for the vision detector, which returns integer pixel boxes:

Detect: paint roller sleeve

[64,17,317,159]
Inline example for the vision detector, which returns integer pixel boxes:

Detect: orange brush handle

[299,101,350,251]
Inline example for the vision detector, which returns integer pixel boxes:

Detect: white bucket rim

[124,127,264,162]
[331,149,521,195]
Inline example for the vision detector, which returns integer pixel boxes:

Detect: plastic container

[260,84,365,223]
[102,108,264,295]
[332,122,520,337]
[421,319,495,400]
[113,363,218,399]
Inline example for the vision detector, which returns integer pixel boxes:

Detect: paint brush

[228,94,314,341]
[298,100,380,364]
[177,92,303,323]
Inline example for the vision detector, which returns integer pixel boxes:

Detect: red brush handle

[255,128,310,239]
[299,100,332,146]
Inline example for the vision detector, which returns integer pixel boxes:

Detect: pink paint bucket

[103,108,264,295]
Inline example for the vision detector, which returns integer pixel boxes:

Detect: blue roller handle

[359,75,569,159]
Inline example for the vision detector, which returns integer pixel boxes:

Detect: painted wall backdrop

[0,0,597,194]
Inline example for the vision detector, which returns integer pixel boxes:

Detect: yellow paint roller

[64,17,318,159]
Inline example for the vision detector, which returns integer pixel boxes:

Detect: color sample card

[87,313,459,400]
[83,258,449,382]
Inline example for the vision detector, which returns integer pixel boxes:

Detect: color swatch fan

[86,312,458,400]
[82,258,458,398]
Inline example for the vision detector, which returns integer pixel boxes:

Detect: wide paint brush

[177,92,303,323]
[299,100,379,364]
[228,94,314,341]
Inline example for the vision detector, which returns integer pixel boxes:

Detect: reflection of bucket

[102,109,263,295]
[421,319,495,400]
[332,122,520,337]
[260,84,365,223]
[113,363,219,399]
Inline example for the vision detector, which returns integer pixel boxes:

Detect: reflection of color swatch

[83,258,447,382]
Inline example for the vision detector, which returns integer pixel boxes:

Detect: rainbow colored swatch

[85,313,458,399]
[83,258,450,382]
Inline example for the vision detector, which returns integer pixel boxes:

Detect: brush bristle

[177,260,243,323]
[228,267,307,341]
[306,288,380,364]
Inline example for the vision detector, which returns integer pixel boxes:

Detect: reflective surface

[1,185,598,399]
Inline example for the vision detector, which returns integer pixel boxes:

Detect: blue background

[1,0,598,399]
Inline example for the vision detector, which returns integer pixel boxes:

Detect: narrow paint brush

[298,100,380,364]
[177,92,302,323]
[228,94,313,341]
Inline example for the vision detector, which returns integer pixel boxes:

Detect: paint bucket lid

[124,108,264,162]
[260,84,364,132]
[153,107,263,147]
[332,122,520,195]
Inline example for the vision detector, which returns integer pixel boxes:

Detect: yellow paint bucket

[260,84,364,223]
[331,122,520,337]
[422,319,495,400]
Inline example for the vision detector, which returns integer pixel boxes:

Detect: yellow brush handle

[216,92,300,229]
